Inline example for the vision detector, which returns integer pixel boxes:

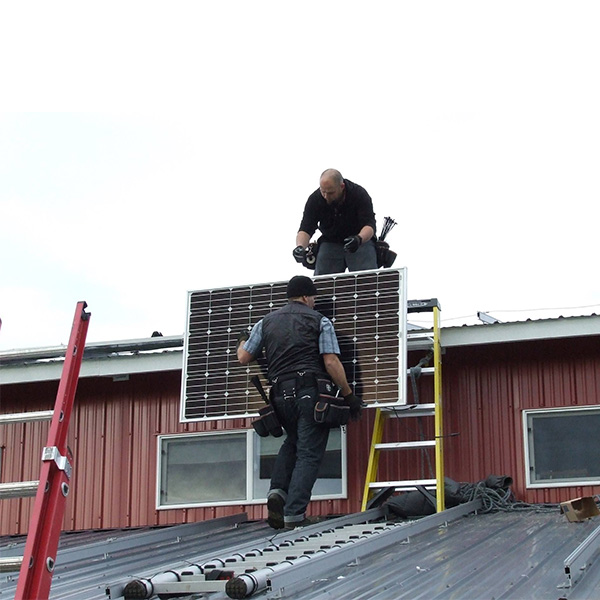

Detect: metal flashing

[441,314,600,348]
[0,337,184,384]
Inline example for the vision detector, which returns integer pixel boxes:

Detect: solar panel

[181,268,407,422]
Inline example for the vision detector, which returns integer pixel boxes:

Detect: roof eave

[441,314,600,348]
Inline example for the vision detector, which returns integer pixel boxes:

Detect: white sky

[1,1,599,350]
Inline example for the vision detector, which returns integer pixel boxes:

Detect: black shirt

[298,179,377,244]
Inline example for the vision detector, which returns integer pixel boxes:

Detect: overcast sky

[1,2,599,351]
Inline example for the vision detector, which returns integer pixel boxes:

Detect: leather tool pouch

[314,378,350,427]
[252,404,283,437]
[375,240,397,268]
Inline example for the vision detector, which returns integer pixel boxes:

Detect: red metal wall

[2,334,599,535]
[441,335,600,504]
[0,372,365,535]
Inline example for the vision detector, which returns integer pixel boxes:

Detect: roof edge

[441,314,600,347]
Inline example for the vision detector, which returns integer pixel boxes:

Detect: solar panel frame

[181,267,407,422]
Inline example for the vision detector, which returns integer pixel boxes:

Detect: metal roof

[3,314,600,386]
[2,506,600,599]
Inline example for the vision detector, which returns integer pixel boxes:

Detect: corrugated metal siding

[443,336,600,504]
[0,382,55,535]
[0,372,362,535]
[2,333,600,535]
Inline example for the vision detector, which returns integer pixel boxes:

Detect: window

[157,428,346,508]
[524,406,600,488]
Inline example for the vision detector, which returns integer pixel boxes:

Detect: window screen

[524,407,600,487]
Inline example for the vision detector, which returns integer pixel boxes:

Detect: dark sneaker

[267,494,285,529]
[283,516,323,530]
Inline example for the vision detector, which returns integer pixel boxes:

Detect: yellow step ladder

[361,299,445,512]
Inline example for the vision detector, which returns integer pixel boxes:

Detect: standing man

[237,275,362,530]
[294,169,378,275]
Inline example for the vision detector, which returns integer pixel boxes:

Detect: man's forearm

[237,345,254,365]
[358,225,375,243]
[323,354,352,396]
[296,231,311,248]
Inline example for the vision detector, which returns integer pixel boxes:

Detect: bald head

[320,169,344,185]
[319,169,345,204]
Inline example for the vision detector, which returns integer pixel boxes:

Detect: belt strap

[271,371,318,390]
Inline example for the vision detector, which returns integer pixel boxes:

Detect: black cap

[287,275,318,298]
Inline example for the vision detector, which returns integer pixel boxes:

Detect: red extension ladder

[0,302,90,600]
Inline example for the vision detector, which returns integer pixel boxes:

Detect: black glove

[344,393,364,420]
[293,245,306,263]
[343,235,362,253]
[236,330,249,349]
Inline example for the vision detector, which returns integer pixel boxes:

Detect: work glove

[293,245,306,263]
[343,235,362,253]
[236,329,249,349]
[344,393,364,421]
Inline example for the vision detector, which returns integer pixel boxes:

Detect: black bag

[375,240,397,268]
[314,378,350,427]
[252,404,283,437]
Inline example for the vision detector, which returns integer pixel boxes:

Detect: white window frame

[156,428,347,509]
[523,405,600,488]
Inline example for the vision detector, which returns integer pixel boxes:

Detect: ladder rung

[407,366,435,375]
[0,480,40,499]
[382,404,436,417]
[0,410,54,425]
[407,331,434,340]
[407,340,434,351]
[375,441,436,450]
[369,479,437,490]
[0,556,23,572]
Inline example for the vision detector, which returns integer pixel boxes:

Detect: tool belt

[270,371,317,394]
[314,378,350,427]
[269,372,349,427]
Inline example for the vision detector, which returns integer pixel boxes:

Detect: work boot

[267,493,285,529]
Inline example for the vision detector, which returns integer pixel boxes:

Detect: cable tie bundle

[379,216,397,241]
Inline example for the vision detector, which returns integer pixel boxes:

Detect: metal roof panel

[3,508,600,599]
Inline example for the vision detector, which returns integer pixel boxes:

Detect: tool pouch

[252,404,283,437]
[375,240,397,268]
[314,378,350,427]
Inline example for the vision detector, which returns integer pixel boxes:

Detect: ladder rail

[13,301,91,600]
[361,408,385,511]
[433,304,445,512]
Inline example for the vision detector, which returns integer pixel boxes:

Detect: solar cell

[181,268,407,421]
